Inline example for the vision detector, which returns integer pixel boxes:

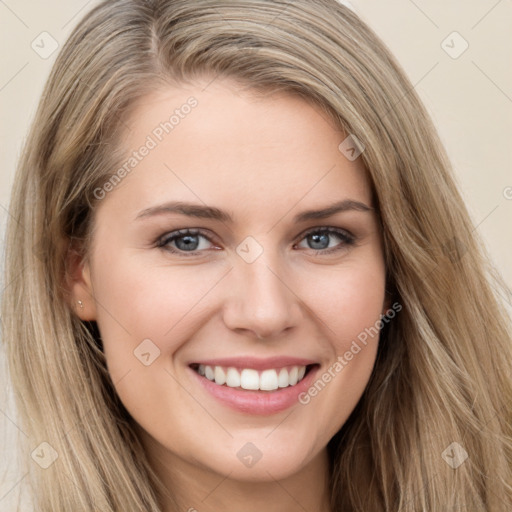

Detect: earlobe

[65,248,97,321]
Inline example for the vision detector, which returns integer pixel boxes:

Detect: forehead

[102,79,372,220]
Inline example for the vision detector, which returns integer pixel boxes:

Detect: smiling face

[70,78,387,493]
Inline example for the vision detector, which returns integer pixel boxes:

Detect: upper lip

[189,356,318,371]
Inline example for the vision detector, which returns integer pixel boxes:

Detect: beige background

[1,0,511,509]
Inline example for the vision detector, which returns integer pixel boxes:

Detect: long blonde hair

[2,0,511,510]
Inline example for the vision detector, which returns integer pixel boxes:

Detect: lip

[188,363,321,415]
[188,356,318,371]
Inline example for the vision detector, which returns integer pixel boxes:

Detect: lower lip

[189,365,320,415]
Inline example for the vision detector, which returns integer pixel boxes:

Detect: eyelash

[155,227,356,257]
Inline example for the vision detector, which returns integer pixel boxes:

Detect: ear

[65,246,97,321]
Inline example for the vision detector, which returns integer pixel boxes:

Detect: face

[71,78,387,485]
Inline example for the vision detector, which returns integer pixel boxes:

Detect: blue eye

[157,229,214,255]
[156,227,355,257]
[295,227,355,253]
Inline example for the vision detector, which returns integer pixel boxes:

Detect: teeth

[260,369,279,391]
[197,364,309,391]
[288,366,298,386]
[241,369,259,390]
[214,366,226,385]
[226,367,241,387]
[278,368,289,388]
[204,365,214,380]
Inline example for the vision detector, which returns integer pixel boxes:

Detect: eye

[156,226,356,257]
[294,227,355,254]
[156,229,216,256]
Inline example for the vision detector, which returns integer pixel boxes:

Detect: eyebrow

[135,199,373,223]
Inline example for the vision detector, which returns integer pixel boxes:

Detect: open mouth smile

[190,363,314,391]
[188,360,321,415]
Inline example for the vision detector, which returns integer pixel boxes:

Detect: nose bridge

[223,245,301,338]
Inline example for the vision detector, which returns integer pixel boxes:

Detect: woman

[2,0,511,510]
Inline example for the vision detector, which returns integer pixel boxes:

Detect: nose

[222,255,303,340]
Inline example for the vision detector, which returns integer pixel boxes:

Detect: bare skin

[69,78,387,512]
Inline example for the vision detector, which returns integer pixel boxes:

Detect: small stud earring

[77,300,84,310]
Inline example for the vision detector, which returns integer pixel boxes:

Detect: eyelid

[295,225,355,243]
[155,228,218,254]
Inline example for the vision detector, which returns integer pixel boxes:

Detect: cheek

[304,254,386,342]
[293,258,385,435]
[89,257,223,424]
[90,250,229,377]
